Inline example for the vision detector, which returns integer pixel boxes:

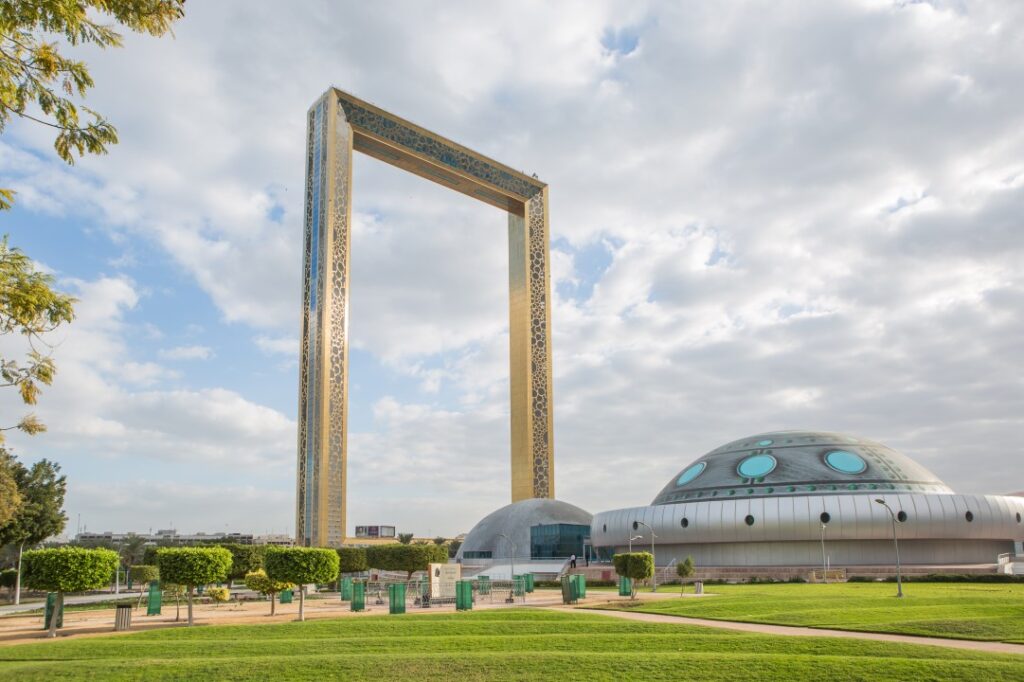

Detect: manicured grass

[1,609,1023,680]
[595,582,1024,643]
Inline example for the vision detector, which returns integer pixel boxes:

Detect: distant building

[354,525,396,539]
[75,529,256,545]
[254,534,294,547]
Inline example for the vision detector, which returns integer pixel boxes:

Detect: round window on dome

[737,454,777,478]
[681,517,689,528]
[676,461,707,486]
[757,439,773,447]
[897,511,907,523]
[744,515,755,526]
[965,511,974,523]
[820,512,831,524]
[824,450,867,474]
[1017,512,1022,523]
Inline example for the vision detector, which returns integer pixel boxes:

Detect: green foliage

[397,533,414,544]
[0,457,67,549]
[21,547,117,593]
[677,556,695,580]
[0,1,186,209]
[117,534,147,568]
[447,539,462,559]
[337,547,367,574]
[205,586,230,604]
[0,448,21,527]
[366,543,448,577]
[612,552,655,583]
[0,237,76,440]
[128,564,159,585]
[156,547,231,588]
[264,547,339,586]
[0,566,17,589]
[243,569,292,596]
[219,543,266,580]
[433,536,446,545]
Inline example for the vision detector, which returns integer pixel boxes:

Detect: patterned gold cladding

[296,89,555,547]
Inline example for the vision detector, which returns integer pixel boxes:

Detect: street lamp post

[874,499,903,598]
[629,535,642,552]
[820,523,828,584]
[633,520,658,592]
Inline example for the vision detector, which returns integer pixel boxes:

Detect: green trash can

[618,576,632,597]
[477,576,491,595]
[351,581,365,612]
[147,580,162,615]
[512,575,525,597]
[572,574,586,598]
[559,576,577,604]
[388,583,406,614]
[44,592,64,630]
[279,588,293,604]
[340,577,353,601]
[455,580,473,611]
[524,574,535,593]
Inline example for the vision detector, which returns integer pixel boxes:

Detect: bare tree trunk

[298,586,305,622]
[47,592,62,638]
[14,543,23,606]
[187,587,194,626]
[270,592,276,616]
[174,591,180,622]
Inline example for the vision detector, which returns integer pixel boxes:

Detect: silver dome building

[591,431,1024,567]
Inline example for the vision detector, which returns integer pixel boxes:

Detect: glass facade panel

[530,523,589,559]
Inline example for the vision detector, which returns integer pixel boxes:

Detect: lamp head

[874,499,885,505]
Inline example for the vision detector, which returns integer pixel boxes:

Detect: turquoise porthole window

[737,454,777,478]
[757,439,773,447]
[824,450,867,474]
[676,461,707,486]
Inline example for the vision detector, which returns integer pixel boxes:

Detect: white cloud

[158,345,214,361]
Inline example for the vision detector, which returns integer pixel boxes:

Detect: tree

[0,457,66,604]
[0,566,16,599]
[0,449,21,528]
[0,0,186,210]
[337,547,367,574]
[366,543,448,579]
[156,547,231,626]
[21,547,117,637]
[244,569,293,616]
[264,547,339,622]
[219,543,266,581]
[118,534,147,570]
[0,237,76,440]
[676,556,696,595]
[447,539,462,559]
[612,552,654,599]
[433,537,446,546]
[397,533,414,545]
[128,564,158,608]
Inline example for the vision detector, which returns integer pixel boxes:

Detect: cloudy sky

[2,1,1022,537]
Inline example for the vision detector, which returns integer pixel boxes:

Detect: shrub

[337,547,368,574]
[676,556,696,594]
[128,564,159,585]
[612,552,654,598]
[21,547,119,637]
[219,544,266,581]
[366,543,447,578]
[265,547,339,621]
[0,567,17,591]
[157,547,232,626]
[244,569,294,616]
[206,586,230,604]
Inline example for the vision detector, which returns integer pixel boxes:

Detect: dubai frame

[296,89,555,546]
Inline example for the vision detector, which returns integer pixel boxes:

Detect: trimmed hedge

[365,543,448,577]
[337,547,368,574]
[0,568,17,589]
[156,547,232,588]
[22,547,119,594]
[128,564,159,584]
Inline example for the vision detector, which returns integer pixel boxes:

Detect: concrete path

[553,606,1024,655]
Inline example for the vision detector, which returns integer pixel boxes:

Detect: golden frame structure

[296,89,555,547]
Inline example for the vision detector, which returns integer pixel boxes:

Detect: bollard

[115,604,132,631]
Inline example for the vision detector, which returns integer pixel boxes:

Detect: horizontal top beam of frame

[332,89,545,215]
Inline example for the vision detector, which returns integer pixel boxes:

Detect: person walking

[570,553,577,570]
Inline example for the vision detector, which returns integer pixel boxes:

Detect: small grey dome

[456,499,592,561]
[652,430,951,506]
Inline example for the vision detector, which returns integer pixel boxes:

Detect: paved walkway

[553,606,1024,655]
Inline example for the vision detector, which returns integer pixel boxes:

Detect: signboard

[429,562,461,599]
[355,525,396,538]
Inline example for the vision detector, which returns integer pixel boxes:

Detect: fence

[336,577,528,611]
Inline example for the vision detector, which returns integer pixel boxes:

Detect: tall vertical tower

[296,89,554,547]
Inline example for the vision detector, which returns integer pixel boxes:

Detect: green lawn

[1,609,1023,680]
[595,582,1024,643]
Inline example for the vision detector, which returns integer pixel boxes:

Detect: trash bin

[477,576,491,595]
[115,604,132,631]
[388,583,406,614]
[618,576,632,597]
[512,575,525,597]
[146,580,162,616]
[351,581,365,612]
[279,588,293,604]
[560,575,579,604]
[572,574,586,598]
[44,592,63,630]
[694,580,704,595]
[524,573,535,593]
[455,580,473,611]
[340,577,353,601]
